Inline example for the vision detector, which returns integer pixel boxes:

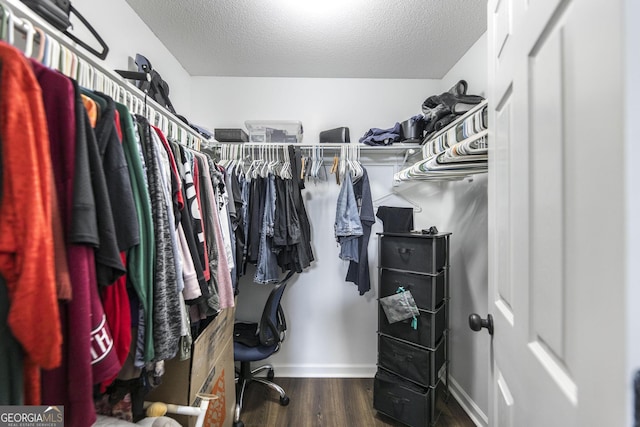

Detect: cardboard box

[146,307,236,427]
[196,338,235,427]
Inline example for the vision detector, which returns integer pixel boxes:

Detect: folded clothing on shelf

[421,79,485,140]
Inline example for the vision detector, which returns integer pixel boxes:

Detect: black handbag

[20,0,109,59]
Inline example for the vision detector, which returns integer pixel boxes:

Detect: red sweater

[0,43,61,404]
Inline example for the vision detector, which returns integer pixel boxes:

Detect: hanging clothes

[247,176,266,265]
[334,172,363,262]
[346,168,375,295]
[116,102,156,366]
[75,83,122,384]
[228,164,246,283]
[288,145,315,271]
[135,115,181,362]
[83,91,125,287]
[173,143,209,308]
[85,91,138,384]
[85,91,139,252]
[0,31,247,423]
[240,145,314,278]
[31,58,121,427]
[192,154,211,282]
[255,174,280,284]
[0,43,60,406]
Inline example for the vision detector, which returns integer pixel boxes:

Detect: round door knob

[469,313,494,335]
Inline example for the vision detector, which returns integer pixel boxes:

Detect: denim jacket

[335,175,363,261]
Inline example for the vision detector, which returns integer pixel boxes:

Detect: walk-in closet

[0,1,638,427]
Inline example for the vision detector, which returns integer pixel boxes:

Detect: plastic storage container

[244,120,303,143]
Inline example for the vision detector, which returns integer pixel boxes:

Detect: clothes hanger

[86,59,95,89]
[49,35,60,71]
[269,145,280,176]
[233,145,244,176]
[180,127,187,146]
[77,57,86,86]
[112,84,121,105]
[347,145,362,180]
[61,44,70,76]
[104,75,112,96]
[33,26,46,62]
[280,146,291,180]
[330,152,339,184]
[4,3,14,46]
[69,47,78,79]
[97,70,106,93]
[0,3,7,42]
[319,146,326,181]
[356,145,364,179]
[217,145,228,168]
[251,145,265,179]
[43,32,54,68]
[339,145,349,182]
[20,17,35,57]
[62,44,74,77]
[260,146,272,178]
[372,191,423,213]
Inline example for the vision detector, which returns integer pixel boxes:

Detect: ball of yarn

[145,402,167,417]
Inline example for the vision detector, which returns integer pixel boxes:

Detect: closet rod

[218,142,422,154]
[2,0,208,149]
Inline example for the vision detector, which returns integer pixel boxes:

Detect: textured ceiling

[124,0,487,79]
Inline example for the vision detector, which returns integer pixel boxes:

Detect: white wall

[440,33,488,99]
[625,0,640,425]
[67,0,193,116]
[189,76,430,143]
[189,77,442,376]
[430,32,489,424]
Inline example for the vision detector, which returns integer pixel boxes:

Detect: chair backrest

[258,270,296,347]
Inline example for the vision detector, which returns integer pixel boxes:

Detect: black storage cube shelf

[379,269,446,311]
[378,304,446,350]
[378,335,446,388]
[379,234,447,274]
[375,231,451,427]
[374,369,437,427]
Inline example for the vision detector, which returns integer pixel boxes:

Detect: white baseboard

[447,376,489,427]
[271,364,377,378]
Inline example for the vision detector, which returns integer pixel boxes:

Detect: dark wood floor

[237,378,476,427]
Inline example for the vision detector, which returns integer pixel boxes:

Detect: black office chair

[233,270,296,427]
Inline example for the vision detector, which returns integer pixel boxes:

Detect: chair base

[234,361,290,424]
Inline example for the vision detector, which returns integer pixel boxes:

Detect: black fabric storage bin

[379,234,447,273]
[214,128,248,142]
[379,304,446,350]
[380,269,445,311]
[374,369,434,427]
[378,335,446,388]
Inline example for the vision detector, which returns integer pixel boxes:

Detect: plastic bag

[379,287,420,329]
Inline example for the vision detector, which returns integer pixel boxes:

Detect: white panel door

[486,0,626,426]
